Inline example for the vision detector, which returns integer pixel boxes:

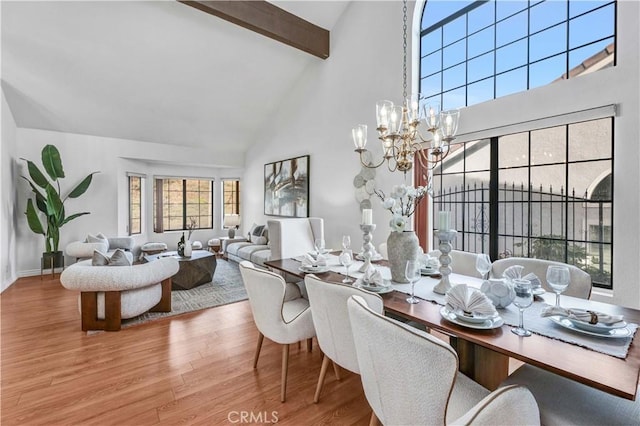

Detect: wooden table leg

[450,338,509,390]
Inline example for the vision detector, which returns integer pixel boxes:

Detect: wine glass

[339,249,353,283]
[511,279,533,337]
[546,265,570,307]
[342,235,351,250]
[405,260,421,304]
[314,238,326,256]
[475,253,491,280]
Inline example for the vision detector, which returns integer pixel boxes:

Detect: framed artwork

[264,155,309,217]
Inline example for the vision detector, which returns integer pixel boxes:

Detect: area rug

[120,259,247,329]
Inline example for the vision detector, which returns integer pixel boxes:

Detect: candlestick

[433,229,458,295]
[358,224,376,273]
[438,211,450,231]
[362,209,373,225]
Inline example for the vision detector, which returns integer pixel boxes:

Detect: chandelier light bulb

[352,124,368,149]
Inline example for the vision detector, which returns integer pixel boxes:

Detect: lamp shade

[224,214,241,228]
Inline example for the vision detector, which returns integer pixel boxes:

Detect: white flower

[406,187,417,198]
[383,198,395,209]
[390,214,406,232]
[392,185,408,199]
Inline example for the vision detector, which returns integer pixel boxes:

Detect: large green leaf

[68,172,98,199]
[21,159,49,189]
[45,184,63,222]
[25,199,45,235]
[42,145,65,181]
[61,212,90,226]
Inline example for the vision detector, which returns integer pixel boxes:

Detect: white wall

[1,88,18,292]
[14,129,242,275]
[242,1,410,254]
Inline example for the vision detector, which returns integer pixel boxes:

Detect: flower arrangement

[375,184,430,232]
[187,216,197,240]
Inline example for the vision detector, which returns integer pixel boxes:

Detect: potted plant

[21,145,99,270]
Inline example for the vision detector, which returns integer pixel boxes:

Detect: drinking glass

[339,250,353,283]
[405,260,421,304]
[475,253,491,280]
[546,265,570,307]
[314,238,326,256]
[511,279,533,337]
[342,235,351,250]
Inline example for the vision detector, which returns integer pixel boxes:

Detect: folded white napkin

[503,265,541,288]
[361,266,384,287]
[446,284,497,316]
[522,272,542,289]
[541,305,624,325]
[421,254,439,269]
[302,253,327,267]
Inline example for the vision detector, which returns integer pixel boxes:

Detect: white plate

[567,318,628,333]
[356,279,393,294]
[549,316,633,339]
[454,310,497,324]
[298,265,329,274]
[440,306,504,330]
[420,268,440,277]
[532,288,545,296]
[355,253,384,261]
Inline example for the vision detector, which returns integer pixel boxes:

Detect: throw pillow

[109,249,132,266]
[250,235,267,245]
[252,225,265,237]
[247,223,258,240]
[97,233,110,250]
[91,250,110,266]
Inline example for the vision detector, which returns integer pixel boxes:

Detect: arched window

[419,0,616,109]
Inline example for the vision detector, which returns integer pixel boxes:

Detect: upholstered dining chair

[429,249,484,278]
[304,275,384,403]
[491,257,592,299]
[238,261,316,402]
[347,295,540,425]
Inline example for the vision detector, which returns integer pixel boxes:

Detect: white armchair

[347,295,540,425]
[239,261,316,402]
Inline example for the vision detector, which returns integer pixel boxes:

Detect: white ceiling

[1,0,349,161]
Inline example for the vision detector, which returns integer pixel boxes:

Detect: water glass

[475,253,491,280]
[342,235,351,250]
[546,265,570,307]
[314,238,326,256]
[511,279,533,337]
[405,260,421,304]
[339,249,353,283]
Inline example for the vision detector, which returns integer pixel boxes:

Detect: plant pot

[42,251,64,269]
[387,231,420,283]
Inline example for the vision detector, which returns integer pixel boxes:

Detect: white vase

[184,240,193,257]
[387,231,420,283]
[481,278,515,308]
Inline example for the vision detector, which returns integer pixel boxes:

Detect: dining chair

[502,364,640,425]
[429,249,484,278]
[304,275,384,403]
[238,261,316,402]
[378,243,388,260]
[491,257,592,299]
[347,295,540,425]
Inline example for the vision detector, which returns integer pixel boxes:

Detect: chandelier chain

[402,0,408,100]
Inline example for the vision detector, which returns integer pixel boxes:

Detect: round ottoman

[141,242,168,257]
[208,238,221,253]
[191,241,203,250]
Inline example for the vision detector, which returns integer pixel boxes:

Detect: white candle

[439,211,450,230]
[362,209,373,225]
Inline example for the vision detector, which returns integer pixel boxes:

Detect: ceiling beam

[178,1,330,59]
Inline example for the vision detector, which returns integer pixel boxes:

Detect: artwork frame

[264,155,309,218]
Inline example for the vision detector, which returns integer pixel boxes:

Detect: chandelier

[351,0,460,175]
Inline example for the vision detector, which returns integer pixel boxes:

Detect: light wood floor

[1,274,371,425]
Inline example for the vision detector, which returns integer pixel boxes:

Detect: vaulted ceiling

[1,1,349,161]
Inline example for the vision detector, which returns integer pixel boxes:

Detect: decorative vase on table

[177,233,185,257]
[183,239,192,257]
[387,230,420,283]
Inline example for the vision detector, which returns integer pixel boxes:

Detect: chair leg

[281,344,290,402]
[332,361,341,381]
[369,411,381,426]
[253,333,264,369]
[306,337,313,352]
[313,354,331,403]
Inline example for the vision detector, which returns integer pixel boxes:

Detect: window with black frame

[128,175,143,235]
[431,118,613,289]
[223,179,241,217]
[153,178,213,233]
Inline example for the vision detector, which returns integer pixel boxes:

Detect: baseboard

[18,268,64,278]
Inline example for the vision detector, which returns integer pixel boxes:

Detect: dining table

[264,254,640,401]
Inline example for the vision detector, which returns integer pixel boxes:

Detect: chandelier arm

[357,150,388,169]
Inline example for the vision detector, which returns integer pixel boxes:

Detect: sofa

[66,233,135,263]
[224,218,325,267]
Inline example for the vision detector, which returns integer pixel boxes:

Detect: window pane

[421,50,442,77]
[530,53,567,89]
[531,126,566,165]
[568,118,612,161]
[468,1,495,33]
[569,160,611,199]
[496,10,527,47]
[443,63,465,91]
[499,132,529,168]
[421,28,442,56]
[496,0,527,21]
[467,77,494,105]
[421,73,442,97]
[530,25,567,62]
[442,87,466,110]
[496,67,527,98]
[465,139,491,172]
[443,15,466,45]
[423,1,474,29]
[443,40,465,68]
[496,39,527,73]
[570,0,611,18]
[530,0,567,34]
[468,26,495,59]
[569,4,615,48]
[568,37,614,71]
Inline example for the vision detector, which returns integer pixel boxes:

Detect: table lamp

[224,214,241,238]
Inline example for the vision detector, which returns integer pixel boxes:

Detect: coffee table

[144,250,216,290]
